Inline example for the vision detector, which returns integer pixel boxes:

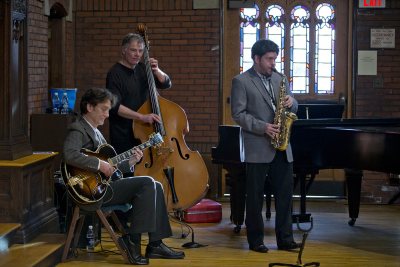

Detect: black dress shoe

[277,241,301,251]
[145,242,185,259]
[118,236,149,265]
[250,244,269,253]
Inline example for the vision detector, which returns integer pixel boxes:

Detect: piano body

[212,118,400,227]
[211,126,246,231]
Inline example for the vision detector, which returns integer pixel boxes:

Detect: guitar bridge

[68,175,85,188]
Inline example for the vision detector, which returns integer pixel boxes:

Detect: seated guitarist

[63,87,184,265]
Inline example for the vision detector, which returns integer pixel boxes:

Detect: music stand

[269,218,320,267]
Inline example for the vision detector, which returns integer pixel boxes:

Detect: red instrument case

[183,199,222,223]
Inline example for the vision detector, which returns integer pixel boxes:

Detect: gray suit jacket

[231,67,298,163]
[63,115,130,173]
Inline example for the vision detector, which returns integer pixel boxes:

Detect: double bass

[133,24,209,212]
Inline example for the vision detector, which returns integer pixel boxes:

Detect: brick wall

[355,8,400,118]
[26,1,220,197]
[27,0,49,114]
[65,16,75,88]
[355,5,400,203]
[73,0,220,198]
[27,0,75,114]
[73,0,220,150]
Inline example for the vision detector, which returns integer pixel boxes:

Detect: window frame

[222,0,351,125]
[239,1,338,98]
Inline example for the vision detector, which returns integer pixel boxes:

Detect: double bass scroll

[133,24,209,212]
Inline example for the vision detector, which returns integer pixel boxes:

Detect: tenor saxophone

[271,71,298,151]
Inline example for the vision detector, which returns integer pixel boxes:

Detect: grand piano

[212,106,400,228]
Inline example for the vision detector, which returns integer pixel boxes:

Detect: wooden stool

[61,203,132,263]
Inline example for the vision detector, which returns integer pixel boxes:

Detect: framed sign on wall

[370,28,395,49]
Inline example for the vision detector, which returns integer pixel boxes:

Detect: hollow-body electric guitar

[61,132,163,205]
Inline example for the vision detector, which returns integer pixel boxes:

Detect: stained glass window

[265,5,285,73]
[315,3,335,94]
[240,6,260,73]
[290,6,310,94]
[238,2,336,96]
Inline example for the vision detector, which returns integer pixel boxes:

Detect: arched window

[239,1,336,96]
[265,5,285,73]
[240,6,260,73]
[315,3,336,94]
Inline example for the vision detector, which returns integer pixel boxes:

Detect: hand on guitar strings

[129,147,143,167]
[99,160,116,177]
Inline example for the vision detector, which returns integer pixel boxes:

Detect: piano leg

[345,169,362,226]
[292,172,313,223]
[224,164,246,233]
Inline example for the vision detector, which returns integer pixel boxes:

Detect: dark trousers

[102,176,172,242]
[245,151,294,247]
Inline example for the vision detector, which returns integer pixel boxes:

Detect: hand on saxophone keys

[265,123,280,139]
[284,95,294,108]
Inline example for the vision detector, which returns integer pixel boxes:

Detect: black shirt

[106,62,171,153]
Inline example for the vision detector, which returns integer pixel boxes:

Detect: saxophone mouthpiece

[272,67,285,79]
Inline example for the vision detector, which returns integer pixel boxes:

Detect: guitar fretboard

[110,141,152,166]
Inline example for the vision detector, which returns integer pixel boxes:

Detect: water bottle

[52,92,60,114]
[61,92,69,114]
[86,225,95,251]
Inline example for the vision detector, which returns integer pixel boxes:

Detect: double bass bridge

[156,146,174,155]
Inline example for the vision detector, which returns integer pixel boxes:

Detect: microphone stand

[181,222,206,248]
[171,210,207,249]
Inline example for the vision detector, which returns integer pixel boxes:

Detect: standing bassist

[106,33,171,160]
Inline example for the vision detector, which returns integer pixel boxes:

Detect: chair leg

[62,206,82,262]
[72,212,86,250]
[110,211,127,235]
[96,209,130,264]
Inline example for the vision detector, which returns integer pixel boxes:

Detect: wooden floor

[56,199,400,267]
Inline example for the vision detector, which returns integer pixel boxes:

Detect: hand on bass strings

[149,58,160,72]
[139,113,162,124]
[149,57,168,83]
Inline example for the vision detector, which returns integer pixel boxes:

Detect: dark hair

[251,39,279,60]
[121,33,144,48]
[80,88,116,114]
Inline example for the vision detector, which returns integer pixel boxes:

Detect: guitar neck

[109,141,152,166]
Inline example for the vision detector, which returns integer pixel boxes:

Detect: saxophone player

[231,39,299,253]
